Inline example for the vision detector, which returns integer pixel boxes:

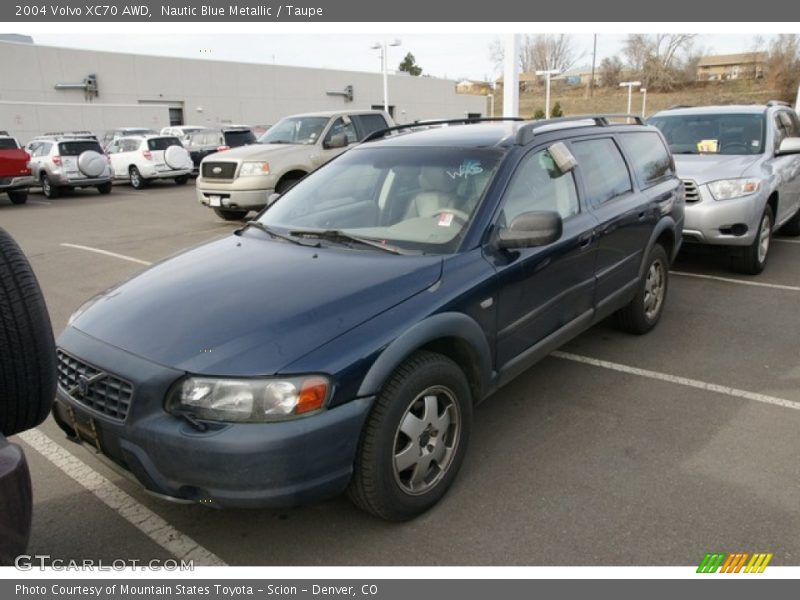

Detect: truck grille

[202,161,237,179]
[682,179,700,203]
[56,349,134,421]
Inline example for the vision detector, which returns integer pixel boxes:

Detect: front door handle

[578,231,594,248]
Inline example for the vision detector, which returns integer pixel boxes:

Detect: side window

[36,142,51,157]
[571,138,632,206]
[501,148,580,225]
[617,132,674,187]
[354,114,389,139]
[775,111,799,147]
[326,118,357,145]
[26,142,40,156]
[122,139,140,152]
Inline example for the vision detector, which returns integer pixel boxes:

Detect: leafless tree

[767,34,800,100]
[598,56,624,87]
[623,34,698,89]
[489,34,581,77]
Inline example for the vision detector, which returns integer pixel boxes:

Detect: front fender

[357,312,493,399]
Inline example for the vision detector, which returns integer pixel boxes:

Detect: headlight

[707,178,760,201]
[166,375,330,423]
[238,161,270,177]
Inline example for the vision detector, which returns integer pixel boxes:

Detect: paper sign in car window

[697,139,719,153]
[438,212,454,227]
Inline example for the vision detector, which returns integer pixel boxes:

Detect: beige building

[696,52,767,81]
[0,39,485,143]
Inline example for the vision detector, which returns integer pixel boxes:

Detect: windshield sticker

[697,139,719,153]
[447,160,483,180]
[438,212,455,227]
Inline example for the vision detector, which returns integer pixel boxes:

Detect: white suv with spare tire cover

[106,135,193,189]
[25,136,113,198]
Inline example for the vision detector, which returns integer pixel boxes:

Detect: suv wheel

[0,227,56,436]
[7,190,27,205]
[348,351,472,521]
[96,182,112,195]
[733,205,772,275]
[213,208,248,221]
[41,174,60,199]
[174,175,189,185]
[129,166,146,190]
[615,243,669,335]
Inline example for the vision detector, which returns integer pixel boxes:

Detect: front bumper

[0,436,32,564]
[196,185,274,211]
[682,184,766,246]
[53,328,373,508]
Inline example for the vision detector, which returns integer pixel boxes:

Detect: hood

[674,154,762,185]
[205,143,303,161]
[71,235,442,376]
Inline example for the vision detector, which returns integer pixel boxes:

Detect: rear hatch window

[59,141,103,155]
[148,137,182,151]
[223,129,256,147]
[0,138,18,149]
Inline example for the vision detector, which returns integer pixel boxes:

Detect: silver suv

[25,135,113,198]
[649,103,800,274]
[196,110,393,220]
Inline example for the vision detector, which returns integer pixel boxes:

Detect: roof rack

[667,104,694,110]
[514,114,645,146]
[38,131,98,140]
[766,100,791,107]
[361,117,524,143]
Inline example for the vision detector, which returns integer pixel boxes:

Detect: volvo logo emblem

[77,376,90,396]
[212,166,222,174]
[68,372,106,399]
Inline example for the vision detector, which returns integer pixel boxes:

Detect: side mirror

[323,133,348,149]
[267,192,281,206]
[776,137,800,156]
[497,211,563,249]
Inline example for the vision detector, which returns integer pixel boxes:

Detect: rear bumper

[0,175,35,190]
[0,436,32,565]
[138,165,191,180]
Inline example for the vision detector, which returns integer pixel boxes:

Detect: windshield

[259,146,505,254]
[649,113,766,155]
[258,117,329,145]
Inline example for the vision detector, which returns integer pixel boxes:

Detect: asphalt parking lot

[2,181,799,566]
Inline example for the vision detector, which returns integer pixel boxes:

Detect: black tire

[347,351,472,521]
[174,175,189,185]
[0,227,56,437]
[732,205,773,275]
[7,190,27,205]
[615,243,669,335]
[780,206,800,236]
[41,174,60,199]
[129,166,147,190]
[213,208,248,221]
[276,176,303,194]
[96,182,112,195]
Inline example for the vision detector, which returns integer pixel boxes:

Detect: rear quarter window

[617,132,674,187]
[570,138,632,206]
[148,137,182,151]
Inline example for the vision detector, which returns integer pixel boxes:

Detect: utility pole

[589,33,597,98]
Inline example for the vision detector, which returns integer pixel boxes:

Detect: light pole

[487,93,495,117]
[370,39,401,114]
[536,69,560,119]
[619,81,642,119]
[640,87,647,118]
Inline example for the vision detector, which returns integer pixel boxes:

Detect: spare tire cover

[77,151,106,178]
[164,145,192,170]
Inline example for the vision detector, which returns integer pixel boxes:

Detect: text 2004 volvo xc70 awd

[54,116,684,520]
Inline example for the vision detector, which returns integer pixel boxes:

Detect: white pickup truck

[196,110,393,220]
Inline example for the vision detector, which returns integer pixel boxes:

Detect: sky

[27,33,767,81]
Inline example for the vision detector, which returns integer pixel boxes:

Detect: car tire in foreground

[213,208,248,221]
[0,227,56,437]
[7,190,27,205]
[348,350,472,521]
[733,205,773,275]
[615,243,669,335]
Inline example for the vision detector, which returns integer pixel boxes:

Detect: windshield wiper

[236,221,320,247]
[288,229,412,255]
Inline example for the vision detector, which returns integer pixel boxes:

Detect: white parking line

[671,270,800,292]
[18,428,227,566]
[552,351,800,412]
[29,200,52,206]
[60,243,153,266]
[774,238,800,245]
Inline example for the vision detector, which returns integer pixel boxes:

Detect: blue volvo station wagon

[54,116,684,520]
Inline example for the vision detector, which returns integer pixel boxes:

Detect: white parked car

[160,125,210,144]
[106,135,193,189]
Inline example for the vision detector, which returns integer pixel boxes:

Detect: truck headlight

[238,161,270,177]
[707,178,760,201]
[166,375,330,422]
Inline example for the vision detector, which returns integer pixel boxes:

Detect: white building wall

[0,40,487,140]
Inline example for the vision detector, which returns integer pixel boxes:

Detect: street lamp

[536,69,560,119]
[640,87,647,118]
[370,39,401,114]
[619,81,642,118]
